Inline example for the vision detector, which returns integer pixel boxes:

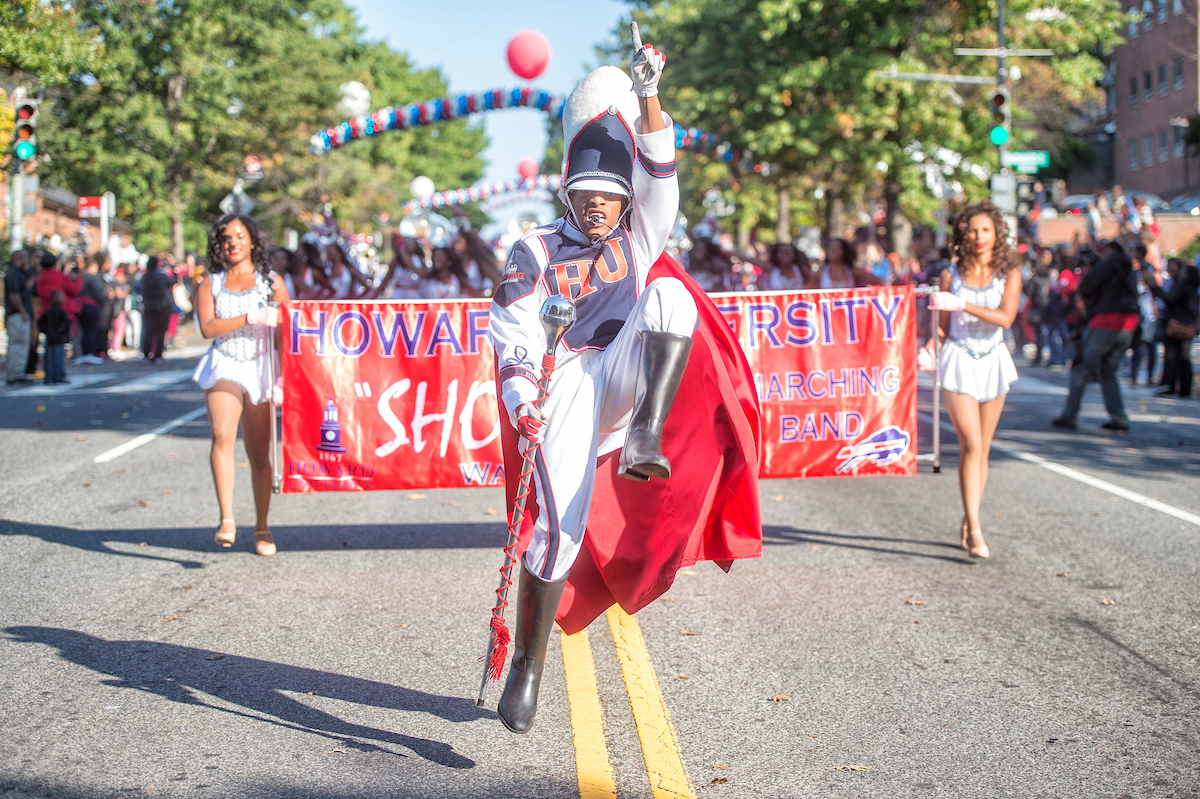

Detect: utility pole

[8,87,26,253]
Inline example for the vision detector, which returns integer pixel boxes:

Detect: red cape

[499,253,763,634]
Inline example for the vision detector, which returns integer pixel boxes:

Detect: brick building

[1112,0,1200,197]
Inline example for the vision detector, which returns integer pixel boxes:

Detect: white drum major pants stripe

[518,277,698,582]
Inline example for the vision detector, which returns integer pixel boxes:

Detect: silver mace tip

[539,295,576,350]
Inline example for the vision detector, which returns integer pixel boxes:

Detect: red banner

[281,286,916,492]
[712,286,917,478]
[281,299,504,493]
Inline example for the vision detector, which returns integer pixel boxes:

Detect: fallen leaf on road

[138,542,147,547]
[767,695,791,702]
[708,778,728,785]
[713,764,728,769]
[915,658,928,661]
[406,493,426,500]
[180,586,192,590]
[1056,572,1069,577]
[770,495,783,502]
[1092,512,1099,517]
[307,691,315,696]
[1100,598,1117,605]
[905,599,925,605]
[677,675,688,680]
[914,620,920,624]
[82,483,91,488]
[395,623,408,628]
[160,616,186,622]
[834,765,870,772]
[324,748,346,754]
[76,435,87,441]
[681,570,697,576]
[162,489,173,494]
[484,508,498,515]
[111,468,126,474]
[36,405,45,412]
[682,632,698,636]
[138,501,149,508]
[205,655,225,661]
[661,597,677,603]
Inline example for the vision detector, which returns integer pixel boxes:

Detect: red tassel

[487,615,511,682]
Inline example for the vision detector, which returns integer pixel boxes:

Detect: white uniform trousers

[518,277,698,582]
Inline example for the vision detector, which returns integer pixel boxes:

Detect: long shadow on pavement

[764,525,971,564]
[5,626,487,768]
[0,520,507,568]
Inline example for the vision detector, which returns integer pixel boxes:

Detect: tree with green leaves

[38,0,486,257]
[618,0,1125,253]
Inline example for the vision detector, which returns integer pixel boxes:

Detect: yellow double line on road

[560,608,695,799]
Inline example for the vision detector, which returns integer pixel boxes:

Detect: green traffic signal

[989,126,1010,146]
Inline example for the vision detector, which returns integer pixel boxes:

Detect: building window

[1158,0,1167,22]
[1144,134,1154,166]
[1174,0,1183,14]
[1175,55,1185,89]
[1131,140,1141,171]
[1143,0,1154,30]
[1131,77,1139,107]
[1160,129,1168,161]
[1129,4,1139,38]
[1159,63,1168,95]
[1144,71,1153,101]
[1175,125,1185,157]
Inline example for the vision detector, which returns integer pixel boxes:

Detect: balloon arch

[309,85,758,210]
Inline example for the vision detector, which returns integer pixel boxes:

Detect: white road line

[93,406,208,464]
[89,370,192,394]
[5,373,114,396]
[919,412,1200,528]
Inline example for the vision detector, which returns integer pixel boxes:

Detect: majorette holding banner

[280,284,916,492]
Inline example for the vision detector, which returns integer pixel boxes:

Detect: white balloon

[410,176,436,200]
[337,81,371,118]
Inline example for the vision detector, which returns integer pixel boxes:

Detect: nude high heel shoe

[215,519,236,548]
[254,530,276,557]
[966,530,990,559]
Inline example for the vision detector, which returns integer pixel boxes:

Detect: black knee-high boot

[497,562,566,733]
[618,330,693,481]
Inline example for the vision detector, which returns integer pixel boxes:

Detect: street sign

[219,182,255,215]
[1001,150,1050,174]
[78,196,103,218]
[990,173,1016,213]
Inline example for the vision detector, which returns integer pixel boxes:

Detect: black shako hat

[560,66,640,200]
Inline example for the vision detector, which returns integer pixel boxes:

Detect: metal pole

[9,166,24,252]
[997,0,1008,171]
[267,301,282,494]
[931,302,941,474]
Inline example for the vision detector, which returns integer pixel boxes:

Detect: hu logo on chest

[542,233,638,350]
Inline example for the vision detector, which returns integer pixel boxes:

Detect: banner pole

[268,302,282,494]
[931,301,941,474]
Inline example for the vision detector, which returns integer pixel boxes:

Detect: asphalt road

[1,346,1198,798]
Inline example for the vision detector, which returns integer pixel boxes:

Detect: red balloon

[517,158,539,180]
[507,30,551,81]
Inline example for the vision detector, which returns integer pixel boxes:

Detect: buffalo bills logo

[835,425,909,474]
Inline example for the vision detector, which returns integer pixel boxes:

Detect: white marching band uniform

[192,271,277,405]
[488,66,696,582]
[939,266,1019,402]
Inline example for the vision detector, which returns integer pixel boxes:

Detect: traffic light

[988,87,1011,146]
[13,99,39,161]
[1016,179,1037,217]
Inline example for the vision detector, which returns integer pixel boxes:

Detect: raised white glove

[246,305,279,328]
[928,292,966,313]
[272,376,284,406]
[917,344,936,372]
[629,22,665,99]
[512,402,545,444]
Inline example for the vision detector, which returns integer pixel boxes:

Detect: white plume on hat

[559,65,642,203]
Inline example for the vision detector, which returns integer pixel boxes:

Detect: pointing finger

[631,20,642,50]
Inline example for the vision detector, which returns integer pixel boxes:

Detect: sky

[345,0,629,226]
